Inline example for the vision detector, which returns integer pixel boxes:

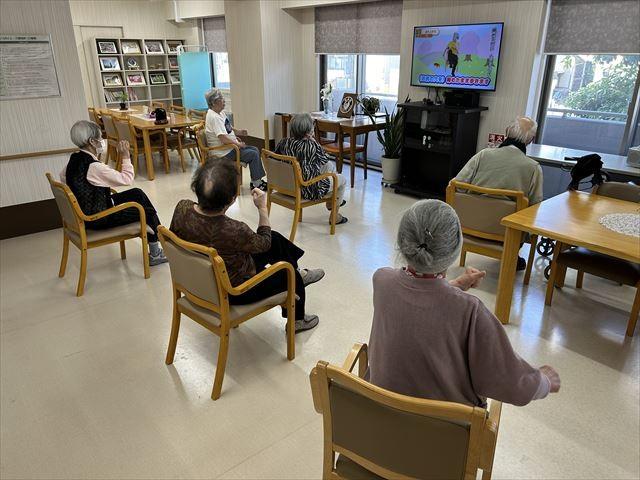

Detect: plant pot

[381,155,401,184]
[323,98,330,114]
[119,102,128,111]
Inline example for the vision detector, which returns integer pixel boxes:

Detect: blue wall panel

[178,52,211,110]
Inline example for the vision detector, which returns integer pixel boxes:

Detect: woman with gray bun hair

[368,199,560,407]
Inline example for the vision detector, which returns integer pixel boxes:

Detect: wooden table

[494,190,640,324]
[278,112,387,188]
[97,107,201,180]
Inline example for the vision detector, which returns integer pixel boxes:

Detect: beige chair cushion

[558,247,640,286]
[177,291,288,327]
[67,223,152,244]
[270,191,332,207]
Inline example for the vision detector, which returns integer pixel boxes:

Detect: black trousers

[229,231,306,319]
[86,188,161,242]
[448,52,458,76]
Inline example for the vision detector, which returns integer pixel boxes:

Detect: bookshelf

[93,37,184,108]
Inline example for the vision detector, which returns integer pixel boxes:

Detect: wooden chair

[310,342,503,480]
[88,107,106,142]
[165,103,199,167]
[46,173,150,296]
[262,149,338,242]
[113,116,168,175]
[188,109,206,122]
[100,114,120,167]
[168,104,185,115]
[193,123,242,195]
[446,180,537,285]
[151,101,166,110]
[545,182,640,336]
[157,226,296,400]
[315,119,368,188]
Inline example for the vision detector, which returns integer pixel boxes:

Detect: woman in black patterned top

[275,113,348,225]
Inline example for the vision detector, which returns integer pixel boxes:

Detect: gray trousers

[224,145,265,182]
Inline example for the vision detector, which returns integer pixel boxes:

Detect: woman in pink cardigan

[368,199,560,407]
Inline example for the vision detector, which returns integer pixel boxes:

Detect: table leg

[349,133,356,188]
[143,129,154,180]
[494,227,522,324]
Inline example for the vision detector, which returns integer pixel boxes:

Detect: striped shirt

[275,137,331,200]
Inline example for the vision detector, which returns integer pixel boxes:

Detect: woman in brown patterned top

[170,161,323,333]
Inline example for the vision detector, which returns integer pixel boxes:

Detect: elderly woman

[60,120,167,265]
[275,113,348,225]
[368,199,560,407]
[204,88,267,191]
[170,161,324,333]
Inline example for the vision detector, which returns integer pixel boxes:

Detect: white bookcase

[93,37,184,108]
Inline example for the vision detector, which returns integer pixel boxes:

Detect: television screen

[411,22,504,91]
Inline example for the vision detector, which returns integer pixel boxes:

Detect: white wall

[399,0,547,152]
[0,0,88,207]
[168,0,225,20]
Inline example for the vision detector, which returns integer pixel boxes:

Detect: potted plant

[320,82,333,114]
[359,95,380,116]
[366,100,406,185]
[117,90,129,110]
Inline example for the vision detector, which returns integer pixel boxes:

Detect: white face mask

[91,139,104,156]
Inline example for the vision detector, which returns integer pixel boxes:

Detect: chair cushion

[335,455,384,480]
[176,290,288,327]
[323,142,365,154]
[270,191,332,207]
[68,223,153,244]
[558,247,640,286]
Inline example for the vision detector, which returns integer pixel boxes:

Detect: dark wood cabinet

[395,102,488,199]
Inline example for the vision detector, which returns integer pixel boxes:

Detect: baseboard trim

[0,199,61,240]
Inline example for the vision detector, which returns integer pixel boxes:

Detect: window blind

[203,16,227,52]
[315,0,403,55]
[545,0,640,54]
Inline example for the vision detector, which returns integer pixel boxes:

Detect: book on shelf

[104,88,139,102]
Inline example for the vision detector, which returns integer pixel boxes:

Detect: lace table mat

[599,213,640,237]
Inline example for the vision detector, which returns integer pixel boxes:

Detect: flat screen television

[410,22,504,91]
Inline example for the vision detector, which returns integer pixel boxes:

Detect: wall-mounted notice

[0,35,61,100]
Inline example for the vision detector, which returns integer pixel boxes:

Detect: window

[211,52,230,90]
[538,54,640,155]
[321,54,401,166]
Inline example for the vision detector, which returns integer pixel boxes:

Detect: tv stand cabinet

[395,102,488,199]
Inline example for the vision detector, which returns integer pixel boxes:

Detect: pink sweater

[368,268,549,407]
[60,149,133,187]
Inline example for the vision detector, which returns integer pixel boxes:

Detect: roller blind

[315,0,402,55]
[545,0,640,54]
[203,16,227,52]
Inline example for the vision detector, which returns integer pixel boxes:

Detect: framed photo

[127,73,146,86]
[125,57,141,70]
[170,72,180,84]
[337,93,358,118]
[99,57,120,71]
[121,40,141,54]
[97,41,117,54]
[102,73,123,86]
[147,60,163,70]
[145,40,164,54]
[166,41,182,53]
[168,57,178,69]
[149,73,167,85]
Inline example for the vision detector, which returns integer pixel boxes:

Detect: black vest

[65,151,113,215]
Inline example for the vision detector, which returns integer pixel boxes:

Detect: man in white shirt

[204,88,267,190]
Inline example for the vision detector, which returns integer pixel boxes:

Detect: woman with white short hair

[367,199,560,407]
[60,120,167,265]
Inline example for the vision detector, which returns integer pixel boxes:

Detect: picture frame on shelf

[145,40,164,54]
[102,73,123,86]
[99,57,120,71]
[337,93,358,118]
[166,41,182,53]
[127,73,146,86]
[125,57,141,70]
[149,73,167,85]
[147,60,164,70]
[168,57,178,69]
[170,72,180,84]
[121,40,141,54]
[97,41,117,54]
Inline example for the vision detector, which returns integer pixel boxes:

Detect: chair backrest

[170,104,185,114]
[310,360,494,480]
[157,226,227,310]
[88,107,103,128]
[101,114,118,140]
[446,180,527,242]
[261,149,300,195]
[595,181,640,203]
[189,109,206,121]
[193,123,208,158]
[114,117,134,143]
[151,101,166,109]
[280,114,292,138]
[46,173,84,234]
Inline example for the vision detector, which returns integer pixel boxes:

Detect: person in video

[443,32,460,76]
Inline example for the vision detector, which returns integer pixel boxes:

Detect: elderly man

[204,88,267,191]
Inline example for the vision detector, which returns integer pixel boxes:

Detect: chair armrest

[300,172,337,188]
[479,399,502,470]
[224,260,295,296]
[342,342,368,378]
[309,366,323,413]
[82,201,147,228]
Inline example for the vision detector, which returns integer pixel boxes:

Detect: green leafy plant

[359,95,380,115]
[117,90,129,103]
[366,97,407,158]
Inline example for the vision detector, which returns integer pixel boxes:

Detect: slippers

[326,200,347,210]
[331,214,348,225]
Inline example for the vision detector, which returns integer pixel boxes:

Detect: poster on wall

[0,35,61,100]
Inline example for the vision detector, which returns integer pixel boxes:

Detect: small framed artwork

[127,73,146,86]
[100,57,120,71]
[149,73,167,85]
[168,57,178,69]
[166,41,182,53]
[102,73,123,86]
[97,41,117,54]
[170,72,180,84]
[121,40,141,54]
[145,40,164,54]
[148,60,164,70]
[337,93,358,118]
[125,57,141,70]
